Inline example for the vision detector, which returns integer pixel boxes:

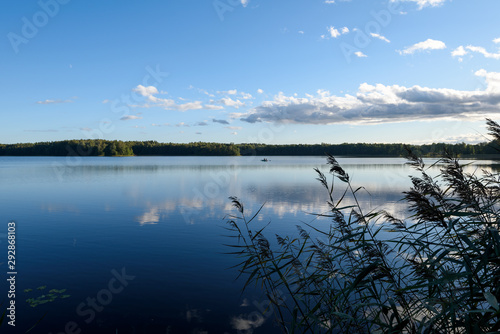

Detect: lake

[1,156,497,333]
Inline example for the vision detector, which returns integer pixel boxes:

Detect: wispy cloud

[219,97,245,108]
[465,45,500,60]
[370,33,390,43]
[399,38,446,55]
[391,0,448,10]
[452,39,500,60]
[36,99,74,104]
[213,119,230,125]
[204,104,224,110]
[24,129,58,132]
[120,115,143,121]
[240,70,500,125]
[218,89,238,95]
[217,89,253,100]
[130,85,204,111]
[355,51,367,58]
[324,0,352,4]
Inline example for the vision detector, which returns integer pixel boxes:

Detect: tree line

[0,139,499,157]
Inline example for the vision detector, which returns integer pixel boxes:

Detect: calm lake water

[0,156,498,333]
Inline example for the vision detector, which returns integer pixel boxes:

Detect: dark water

[0,156,496,333]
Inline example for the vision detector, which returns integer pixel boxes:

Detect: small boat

[261,158,269,162]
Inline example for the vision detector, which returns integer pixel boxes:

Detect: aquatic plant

[225,120,500,333]
[25,286,70,308]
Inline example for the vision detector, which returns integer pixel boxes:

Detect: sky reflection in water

[0,156,497,333]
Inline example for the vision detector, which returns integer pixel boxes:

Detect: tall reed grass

[225,119,500,333]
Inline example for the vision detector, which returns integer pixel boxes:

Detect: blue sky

[1,0,500,144]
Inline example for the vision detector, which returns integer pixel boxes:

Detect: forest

[0,139,499,157]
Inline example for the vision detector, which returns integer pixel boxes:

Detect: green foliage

[25,286,70,308]
[237,142,493,157]
[1,139,499,157]
[129,141,241,156]
[225,122,500,333]
[0,139,241,156]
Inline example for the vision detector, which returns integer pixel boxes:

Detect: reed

[225,119,500,333]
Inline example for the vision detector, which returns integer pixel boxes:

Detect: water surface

[0,156,496,333]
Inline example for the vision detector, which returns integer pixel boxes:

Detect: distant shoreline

[1,139,500,158]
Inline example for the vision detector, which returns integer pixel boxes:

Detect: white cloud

[241,0,249,7]
[217,89,252,100]
[452,46,468,57]
[36,99,73,104]
[219,97,245,108]
[240,70,500,125]
[494,37,500,44]
[328,26,340,38]
[130,85,204,111]
[204,104,225,110]
[225,126,242,130]
[240,92,253,99]
[370,33,390,43]
[465,45,500,60]
[133,85,159,97]
[121,115,143,121]
[176,101,204,111]
[355,51,368,58]
[324,0,352,3]
[399,38,446,55]
[326,26,349,39]
[257,89,264,94]
[391,0,448,10]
